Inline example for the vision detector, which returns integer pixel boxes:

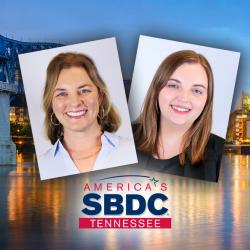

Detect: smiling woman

[133,50,225,182]
[38,52,134,180]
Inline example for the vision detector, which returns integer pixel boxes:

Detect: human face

[158,63,208,129]
[52,66,100,134]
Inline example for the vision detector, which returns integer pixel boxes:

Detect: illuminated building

[227,92,250,144]
[10,106,29,125]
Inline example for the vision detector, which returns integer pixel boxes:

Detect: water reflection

[1,151,250,249]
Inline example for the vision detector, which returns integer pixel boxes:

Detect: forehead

[55,66,96,88]
[170,63,208,86]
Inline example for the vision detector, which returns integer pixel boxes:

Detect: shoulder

[136,149,152,163]
[37,142,70,180]
[103,131,134,148]
[198,133,225,182]
[206,133,225,155]
[39,145,55,162]
[132,122,142,137]
[132,122,139,132]
[38,146,57,180]
[208,133,225,144]
[101,131,138,165]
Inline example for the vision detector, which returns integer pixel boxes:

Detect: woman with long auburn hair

[133,50,225,182]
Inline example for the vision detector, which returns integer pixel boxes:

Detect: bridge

[0,34,61,165]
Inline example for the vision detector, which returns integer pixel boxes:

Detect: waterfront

[1,151,250,250]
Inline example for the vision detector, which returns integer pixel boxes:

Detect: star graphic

[149,177,159,186]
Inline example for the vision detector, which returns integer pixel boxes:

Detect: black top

[136,134,225,182]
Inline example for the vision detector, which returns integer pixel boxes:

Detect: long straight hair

[133,50,214,165]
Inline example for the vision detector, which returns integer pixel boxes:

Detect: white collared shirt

[38,131,137,180]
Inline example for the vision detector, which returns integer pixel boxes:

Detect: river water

[0,151,250,250]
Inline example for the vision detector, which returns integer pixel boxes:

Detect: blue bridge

[0,34,62,165]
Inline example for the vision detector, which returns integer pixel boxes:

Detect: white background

[19,38,134,155]
[128,36,240,139]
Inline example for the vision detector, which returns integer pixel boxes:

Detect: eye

[56,92,68,97]
[166,82,179,89]
[192,88,203,95]
[79,88,91,95]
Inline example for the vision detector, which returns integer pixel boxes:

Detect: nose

[177,89,190,102]
[68,93,83,107]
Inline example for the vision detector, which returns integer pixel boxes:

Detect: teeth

[172,105,190,112]
[66,110,87,117]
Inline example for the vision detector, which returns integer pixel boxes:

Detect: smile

[65,110,87,118]
[171,105,191,113]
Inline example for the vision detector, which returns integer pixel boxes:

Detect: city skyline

[1,0,250,110]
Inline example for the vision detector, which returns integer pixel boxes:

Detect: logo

[79,175,172,229]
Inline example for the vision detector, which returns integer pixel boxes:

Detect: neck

[63,123,102,152]
[157,118,191,159]
[159,120,190,142]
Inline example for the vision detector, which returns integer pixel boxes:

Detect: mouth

[170,105,191,114]
[65,110,87,118]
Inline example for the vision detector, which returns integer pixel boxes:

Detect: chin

[169,118,192,127]
[63,124,87,131]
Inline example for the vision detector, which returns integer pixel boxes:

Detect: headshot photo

[129,36,240,182]
[19,38,137,180]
